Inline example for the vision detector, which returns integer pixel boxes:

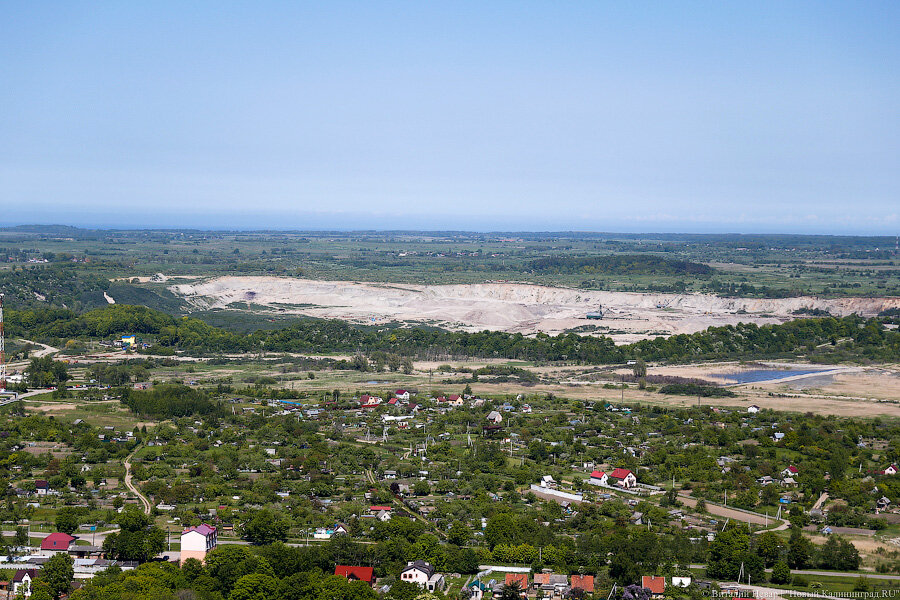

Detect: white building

[608,468,638,489]
[588,470,608,486]
[180,524,217,563]
[400,560,445,592]
[12,569,36,597]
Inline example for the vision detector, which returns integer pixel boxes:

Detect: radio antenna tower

[0,293,6,392]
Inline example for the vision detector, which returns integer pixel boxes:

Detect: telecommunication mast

[0,294,5,392]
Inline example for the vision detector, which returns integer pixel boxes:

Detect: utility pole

[0,294,6,392]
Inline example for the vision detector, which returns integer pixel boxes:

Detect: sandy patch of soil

[29,403,78,411]
[169,276,900,343]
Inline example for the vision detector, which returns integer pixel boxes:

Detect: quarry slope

[170,276,900,343]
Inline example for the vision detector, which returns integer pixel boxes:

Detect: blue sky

[1,2,898,233]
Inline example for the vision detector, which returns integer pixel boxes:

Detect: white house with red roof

[884,464,900,476]
[395,390,410,401]
[180,524,217,563]
[588,470,608,486]
[781,465,800,477]
[608,468,637,489]
[370,506,393,521]
[40,532,75,554]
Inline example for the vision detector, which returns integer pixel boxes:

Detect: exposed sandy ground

[763,370,900,401]
[678,493,777,526]
[170,276,900,343]
[29,403,78,411]
[449,361,900,417]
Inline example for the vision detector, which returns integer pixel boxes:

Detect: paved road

[789,569,900,581]
[124,450,152,514]
[689,564,900,581]
[1,388,76,406]
[744,583,843,600]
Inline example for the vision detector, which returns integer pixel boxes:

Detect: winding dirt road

[124,450,152,514]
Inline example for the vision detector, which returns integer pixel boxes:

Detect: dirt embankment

[170,276,900,343]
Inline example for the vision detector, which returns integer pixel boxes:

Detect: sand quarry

[170,276,900,343]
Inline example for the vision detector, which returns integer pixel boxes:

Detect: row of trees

[9,304,900,364]
[707,525,860,583]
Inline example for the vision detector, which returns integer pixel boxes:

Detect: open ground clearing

[170,276,900,342]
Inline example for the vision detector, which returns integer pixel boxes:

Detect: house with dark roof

[13,569,37,597]
[466,579,489,600]
[533,573,569,595]
[400,560,444,591]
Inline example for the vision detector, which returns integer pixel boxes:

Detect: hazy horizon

[2,2,898,235]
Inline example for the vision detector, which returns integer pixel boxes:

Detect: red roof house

[609,468,637,488]
[642,576,665,597]
[589,470,608,485]
[41,532,75,552]
[505,572,529,590]
[571,575,594,593]
[335,566,374,584]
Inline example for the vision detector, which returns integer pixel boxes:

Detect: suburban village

[3,360,900,600]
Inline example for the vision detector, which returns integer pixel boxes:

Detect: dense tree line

[7,305,900,364]
[119,384,223,418]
